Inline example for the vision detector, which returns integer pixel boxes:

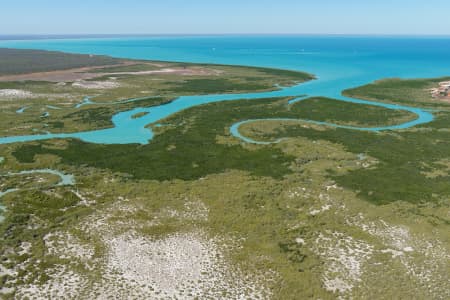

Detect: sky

[1,0,450,35]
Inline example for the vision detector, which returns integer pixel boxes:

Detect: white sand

[348,215,450,297]
[72,81,120,89]
[97,231,268,299]
[313,231,374,295]
[0,89,33,98]
[11,197,271,299]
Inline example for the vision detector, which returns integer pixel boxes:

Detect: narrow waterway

[0,169,75,222]
[0,81,434,145]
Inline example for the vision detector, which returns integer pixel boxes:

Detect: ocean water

[2,35,450,89]
[0,35,449,144]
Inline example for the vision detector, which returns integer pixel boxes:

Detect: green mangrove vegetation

[343,77,450,107]
[288,97,416,126]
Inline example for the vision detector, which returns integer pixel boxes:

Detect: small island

[131,111,150,119]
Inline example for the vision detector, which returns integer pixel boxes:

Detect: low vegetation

[0,49,448,299]
[343,77,450,107]
[0,48,121,75]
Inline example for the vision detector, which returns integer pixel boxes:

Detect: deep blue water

[0,35,449,144]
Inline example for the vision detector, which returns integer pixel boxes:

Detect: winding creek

[0,82,435,145]
[229,94,434,144]
[0,169,75,221]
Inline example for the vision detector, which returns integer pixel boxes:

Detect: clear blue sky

[1,0,449,35]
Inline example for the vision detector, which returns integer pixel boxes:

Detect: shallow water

[75,96,95,108]
[0,35,449,145]
[4,169,76,186]
[16,106,29,114]
[0,168,75,222]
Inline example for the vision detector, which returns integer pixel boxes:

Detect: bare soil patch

[0,63,221,83]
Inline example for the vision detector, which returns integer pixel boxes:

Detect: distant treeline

[0,48,121,75]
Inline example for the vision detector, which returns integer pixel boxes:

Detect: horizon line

[1,33,450,41]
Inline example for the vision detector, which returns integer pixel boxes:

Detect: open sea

[2,35,450,92]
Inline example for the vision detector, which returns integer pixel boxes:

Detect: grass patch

[90,63,160,73]
[343,77,450,107]
[0,189,92,285]
[163,78,269,94]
